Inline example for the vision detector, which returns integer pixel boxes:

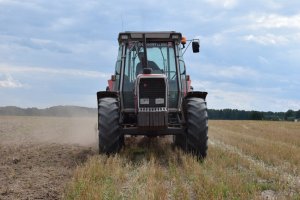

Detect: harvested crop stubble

[64,129,300,199]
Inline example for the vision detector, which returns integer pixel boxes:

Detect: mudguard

[184,91,208,101]
[96,91,119,106]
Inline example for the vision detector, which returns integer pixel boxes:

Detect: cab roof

[118,31,182,43]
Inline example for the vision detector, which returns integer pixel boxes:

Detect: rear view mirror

[192,40,200,53]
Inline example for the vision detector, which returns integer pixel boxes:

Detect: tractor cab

[112,32,199,111]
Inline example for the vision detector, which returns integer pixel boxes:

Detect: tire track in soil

[208,139,300,198]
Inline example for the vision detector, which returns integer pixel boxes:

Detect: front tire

[98,97,123,154]
[174,97,208,159]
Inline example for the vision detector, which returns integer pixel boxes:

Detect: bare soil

[0,116,97,200]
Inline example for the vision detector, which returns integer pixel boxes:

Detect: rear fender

[97,91,119,106]
[182,91,208,123]
[184,91,207,101]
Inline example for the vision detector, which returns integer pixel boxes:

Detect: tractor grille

[138,77,168,128]
[139,78,166,107]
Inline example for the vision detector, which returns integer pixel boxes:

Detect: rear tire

[98,97,123,154]
[174,97,208,159]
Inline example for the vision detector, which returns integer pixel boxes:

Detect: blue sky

[0,0,299,111]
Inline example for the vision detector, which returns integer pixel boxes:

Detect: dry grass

[209,121,300,175]
[64,121,300,199]
[64,121,300,200]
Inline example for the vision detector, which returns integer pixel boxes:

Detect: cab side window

[178,46,187,93]
[114,45,122,90]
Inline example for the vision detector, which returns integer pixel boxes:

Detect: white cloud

[242,34,289,45]
[0,74,23,88]
[0,34,72,53]
[271,99,300,111]
[192,64,260,80]
[263,0,282,10]
[0,65,110,79]
[258,56,270,65]
[205,0,238,8]
[0,0,10,4]
[198,33,227,46]
[217,65,259,79]
[249,14,300,29]
[0,0,45,12]
[191,80,300,111]
[49,17,77,31]
[192,80,256,110]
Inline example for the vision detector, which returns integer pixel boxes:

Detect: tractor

[96,31,208,158]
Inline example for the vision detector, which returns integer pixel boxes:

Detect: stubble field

[0,116,299,199]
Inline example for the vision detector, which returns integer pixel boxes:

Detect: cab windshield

[122,41,179,108]
[124,42,176,82]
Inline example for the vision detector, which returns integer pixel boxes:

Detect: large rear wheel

[98,97,123,154]
[174,97,208,159]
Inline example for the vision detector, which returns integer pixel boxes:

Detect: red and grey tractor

[97,31,208,158]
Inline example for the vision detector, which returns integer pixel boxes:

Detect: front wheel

[174,97,208,159]
[98,97,124,154]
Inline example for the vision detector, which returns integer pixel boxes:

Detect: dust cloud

[0,116,98,147]
[0,116,97,199]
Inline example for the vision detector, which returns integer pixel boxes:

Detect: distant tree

[296,110,300,119]
[207,109,286,121]
[250,111,263,120]
[237,110,247,120]
[284,110,295,120]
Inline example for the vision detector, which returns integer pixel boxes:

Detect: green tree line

[208,109,300,120]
